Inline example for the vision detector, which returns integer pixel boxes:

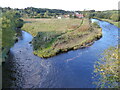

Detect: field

[22,18,102,58]
[22,18,83,36]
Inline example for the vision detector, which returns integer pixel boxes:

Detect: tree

[44,10,49,18]
[110,14,119,22]
[94,46,119,88]
[2,11,24,61]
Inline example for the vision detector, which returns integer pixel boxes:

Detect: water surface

[2,19,119,88]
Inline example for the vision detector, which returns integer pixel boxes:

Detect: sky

[0,0,119,11]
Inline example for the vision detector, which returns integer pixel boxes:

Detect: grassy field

[22,18,102,58]
[22,18,83,36]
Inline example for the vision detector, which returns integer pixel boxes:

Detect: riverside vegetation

[100,19,120,28]
[83,10,120,28]
[94,46,119,88]
[1,7,119,88]
[1,11,23,63]
[1,7,118,59]
[22,18,102,58]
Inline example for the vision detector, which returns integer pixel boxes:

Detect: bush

[92,22,100,28]
[2,11,24,61]
[110,14,119,22]
[94,46,119,88]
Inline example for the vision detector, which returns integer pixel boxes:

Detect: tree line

[0,7,72,18]
[0,7,119,21]
[84,10,120,22]
[1,11,24,61]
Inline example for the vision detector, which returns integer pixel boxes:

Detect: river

[2,19,119,88]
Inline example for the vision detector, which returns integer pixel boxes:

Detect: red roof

[76,14,84,18]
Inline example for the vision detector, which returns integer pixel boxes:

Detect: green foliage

[84,10,119,25]
[1,7,71,18]
[110,14,119,22]
[44,11,49,18]
[94,46,119,88]
[87,10,120,27]
[99,19,120,28]
[1,11,24,61]
[0,13,2,65]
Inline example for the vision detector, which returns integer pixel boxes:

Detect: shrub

[92,22,100,28]
[110,14,119,22]
[94,46,119,88]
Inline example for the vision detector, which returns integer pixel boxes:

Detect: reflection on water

[2,19,119,88]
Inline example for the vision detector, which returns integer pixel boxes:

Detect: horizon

[0,6,118,12]
[0,0,119,11]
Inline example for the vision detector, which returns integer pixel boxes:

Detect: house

[75,14,84,18]
[75,12,84,18]
[57,17,62,19]
[64,14,70,18]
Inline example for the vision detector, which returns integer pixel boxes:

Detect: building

[75,13,84,18]
[57,17,62,19]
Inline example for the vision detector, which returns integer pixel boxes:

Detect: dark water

[2,19,119,88]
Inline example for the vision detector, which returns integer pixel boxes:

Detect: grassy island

[22,18,102,58]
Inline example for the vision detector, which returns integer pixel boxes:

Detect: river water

[2,19,119,88]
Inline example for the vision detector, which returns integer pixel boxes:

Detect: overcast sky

[0,0,119,11]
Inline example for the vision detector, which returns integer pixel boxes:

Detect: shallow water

[2,19,119,88]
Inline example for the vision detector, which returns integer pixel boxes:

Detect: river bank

[1,12,24,63]
[100,19,119,28]
[2,19,118,88]
[22,18,102,58]
[93,18,120,28]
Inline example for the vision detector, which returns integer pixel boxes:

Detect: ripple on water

[2,20,119,88]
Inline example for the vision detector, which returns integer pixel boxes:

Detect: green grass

[22,18,83,36]
[22,18,102,58]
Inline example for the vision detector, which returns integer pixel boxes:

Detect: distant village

[1,7,97,19]
[57,12,84,19]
